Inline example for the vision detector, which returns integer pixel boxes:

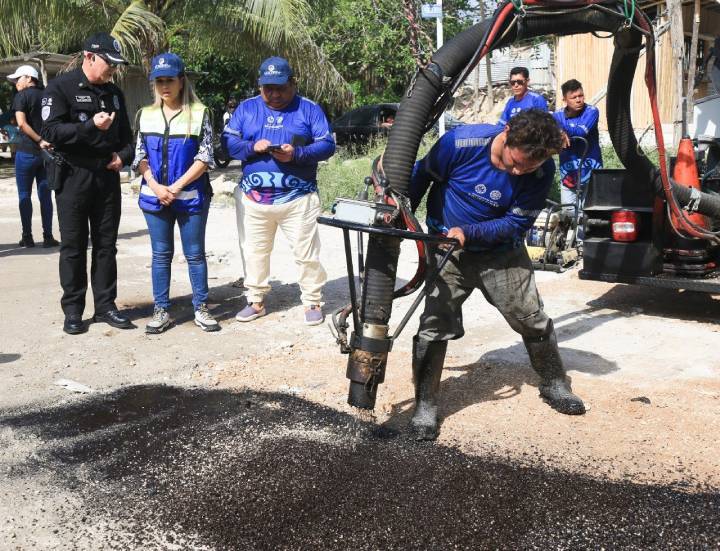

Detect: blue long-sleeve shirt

[410,124,554,252]
[222,94,335,204]
[553,104,602,189]
[498,91,548,126]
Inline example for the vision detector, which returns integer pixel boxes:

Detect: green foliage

[307,0,474,112]
[169,35,256,125]
[317,137,432,212]
[0,81,14,114]
[0,0,352,110]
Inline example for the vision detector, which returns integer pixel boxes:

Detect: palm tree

[0,0,352,108]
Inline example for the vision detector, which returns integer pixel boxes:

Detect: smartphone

[267,144,283,151]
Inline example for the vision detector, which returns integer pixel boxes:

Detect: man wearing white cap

[8,64,58,248]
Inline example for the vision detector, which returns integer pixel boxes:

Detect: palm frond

[110,0,167,66]
[179,0,352,109]
[0,0,95,56]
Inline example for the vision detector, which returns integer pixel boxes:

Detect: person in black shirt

[41,32,134,335]
[8,64,58,248]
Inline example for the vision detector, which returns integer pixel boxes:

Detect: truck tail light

[611,210,639,242]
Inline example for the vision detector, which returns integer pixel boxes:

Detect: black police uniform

[41,68,134,317]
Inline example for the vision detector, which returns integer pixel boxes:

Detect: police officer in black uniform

[41,32,134,335]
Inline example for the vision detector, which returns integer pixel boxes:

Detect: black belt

[63,153,112,171]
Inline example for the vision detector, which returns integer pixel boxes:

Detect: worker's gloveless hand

[443,227,465,250]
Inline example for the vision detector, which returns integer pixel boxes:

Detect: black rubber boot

[410,336,448,440]
[523,323,586,415]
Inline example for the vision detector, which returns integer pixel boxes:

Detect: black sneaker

[43,234,60,248]
[19,234,35,248]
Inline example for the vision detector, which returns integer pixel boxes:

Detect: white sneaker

[194,303,220,332]
[146,306,171,334]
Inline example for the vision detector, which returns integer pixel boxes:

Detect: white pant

[233,185,247,278]
[241,191,327,306]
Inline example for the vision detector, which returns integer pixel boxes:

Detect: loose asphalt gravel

[1,385,718,550]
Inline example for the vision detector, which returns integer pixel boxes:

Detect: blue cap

[149,53,185,80]
[258,57,293,86]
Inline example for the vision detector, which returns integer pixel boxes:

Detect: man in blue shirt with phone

[223,57,335,326]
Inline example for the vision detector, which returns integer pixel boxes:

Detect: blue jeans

[143,198,211,310]
[15,150,53,236]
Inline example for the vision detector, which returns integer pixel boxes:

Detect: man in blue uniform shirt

[222,57,335,326]
[408,109,586,441]
[553,79,602,221]
[498,66,548,126]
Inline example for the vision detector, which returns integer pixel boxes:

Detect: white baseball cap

[7,65,39,83]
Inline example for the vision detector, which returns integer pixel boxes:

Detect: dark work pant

[55,165,121,316]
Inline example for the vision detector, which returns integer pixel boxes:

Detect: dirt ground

[0,157,719,549]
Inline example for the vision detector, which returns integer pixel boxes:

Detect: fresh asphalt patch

[1,385,718,549]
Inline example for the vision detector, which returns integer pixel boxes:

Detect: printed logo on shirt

[75,95,92,103]
[265,114,285,130]
[470,183,501,208]
[41,98,53,107]
[41,105,51,121]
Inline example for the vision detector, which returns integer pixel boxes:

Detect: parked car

[332,103,398,147]
[332,103,464,148]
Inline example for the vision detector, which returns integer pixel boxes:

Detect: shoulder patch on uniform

[75,95,92,103]
[113,95,120,110]
[41,105,51,121]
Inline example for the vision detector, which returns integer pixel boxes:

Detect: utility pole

[478,0,494,107]
[421,1,445,135]
[666,0,685,148]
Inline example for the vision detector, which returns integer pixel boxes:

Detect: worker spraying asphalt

[321,0,720,438]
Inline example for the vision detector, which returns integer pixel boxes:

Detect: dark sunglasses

[509,79,526,86]
[94,54,120,68]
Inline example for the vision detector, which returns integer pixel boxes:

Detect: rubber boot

[410,336,448,440]
[523,322,586,415]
